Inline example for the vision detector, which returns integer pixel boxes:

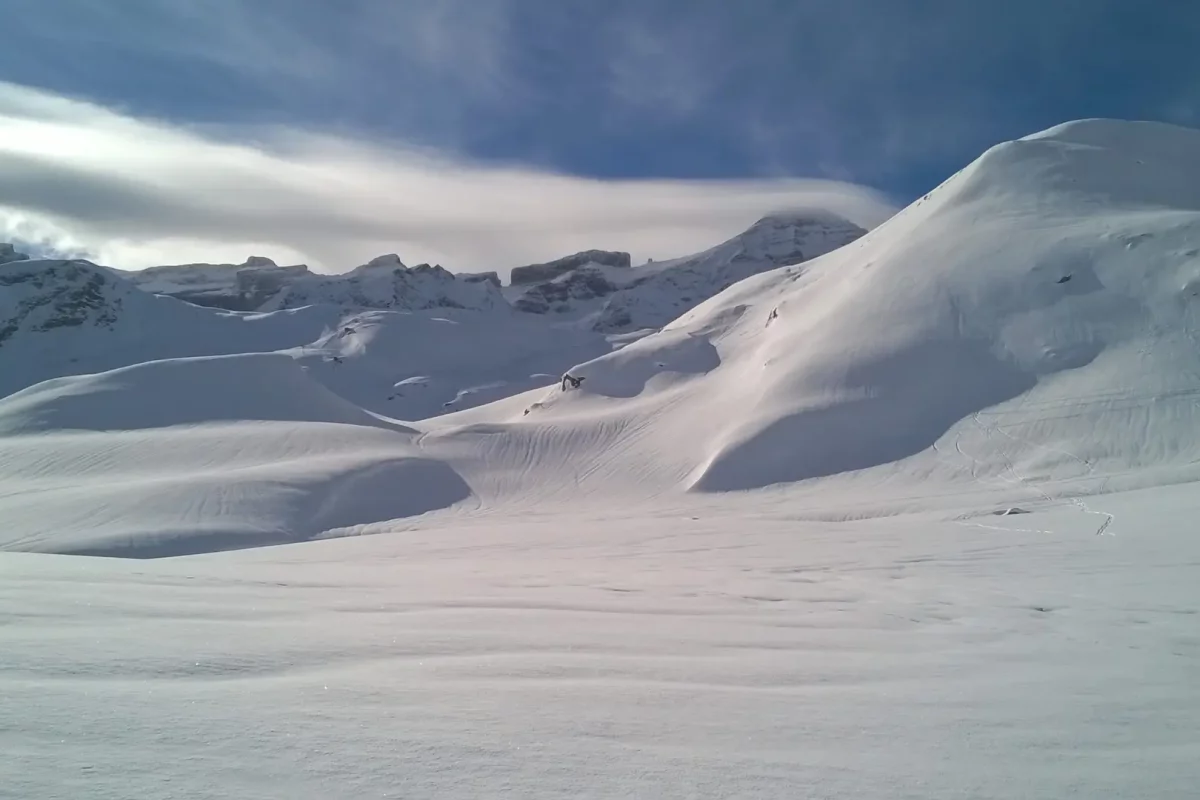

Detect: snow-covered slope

[0,258,340,399]
[0,258,604,419]
[0,353,471,556]
[434,119,1200,507]
[510,212,867,331]
[291,307,610,419]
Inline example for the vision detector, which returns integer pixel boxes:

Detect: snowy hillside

[291,307,609,419]
[0,257,603,416]
[0,353,470,555]
[459,119,1200,505]
[509,212,867,331]
[0,258,340,399]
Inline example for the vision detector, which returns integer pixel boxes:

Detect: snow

[0,257,344,397]
[2,119,1200,797]
[291,308,609,419]
[507,211,867,331]
[0,353,471,556]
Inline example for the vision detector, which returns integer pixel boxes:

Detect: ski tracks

[950,407,1116,536]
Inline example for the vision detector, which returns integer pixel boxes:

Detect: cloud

[0,81,895,275]
[5,0,1198,197]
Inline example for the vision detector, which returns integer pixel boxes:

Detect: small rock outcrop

[510,250,631,286]
[513,266,619,314]
[0,243,31,265]
[462,271,501,287]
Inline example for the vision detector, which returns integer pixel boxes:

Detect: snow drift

[0,353,470,556]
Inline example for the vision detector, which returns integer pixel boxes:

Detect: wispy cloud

[0,82,894,274]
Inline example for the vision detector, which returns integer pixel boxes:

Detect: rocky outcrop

[513,266,619,314]
[586,212,866,332]
[510,250,631,286]
[507,212,866,332]
[261,257,504,313]
[235,264,312,306]
[462,271,501,287]
[0,243,31,265]
[0,259,124,348]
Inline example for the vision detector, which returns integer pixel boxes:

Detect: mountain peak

[363,254,407,270]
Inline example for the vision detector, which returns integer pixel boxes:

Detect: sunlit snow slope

[431,119,1200,508]
[0,354,471,556]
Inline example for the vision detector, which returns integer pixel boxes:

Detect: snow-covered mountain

[0,212,869,408]
[258,255,506,313]
[0,256,606,420]
[116,254,506,314]
[508,211,867,331]
[0,257,339,398]
[110,213,863,332]
[512,119,1200,498]
[114,256,297,310]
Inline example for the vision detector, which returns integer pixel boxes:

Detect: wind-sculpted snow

[0,353,405,435]
[0,354,471,556]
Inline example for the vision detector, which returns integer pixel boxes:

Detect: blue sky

[1,1,1197,271]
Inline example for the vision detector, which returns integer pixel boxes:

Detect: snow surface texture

[2,119,1200,797]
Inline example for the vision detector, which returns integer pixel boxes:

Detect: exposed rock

[0,260,123,348]
[261,258,504,313]
[513,266,618,313]
[588,212,867,332]
[462,271,501,287]
[363,254,406,270]
[235,264,312,306]
[0,243,31,265]
[510,250,631,286]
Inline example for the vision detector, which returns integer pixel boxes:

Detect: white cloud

[0,81,895,276]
